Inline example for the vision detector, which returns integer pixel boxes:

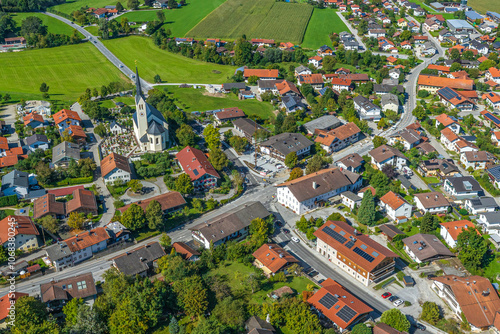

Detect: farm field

[49,0,118,15]
[163,86,275,119]
[11,13,83,37]
[186,0,313,44]
[103,36,236,84]
[116,0,226,36]
[302,8,348,49]
[0,43,127,102]
[469,0,499,14]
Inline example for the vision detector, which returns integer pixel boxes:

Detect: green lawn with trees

[162,86,275,119]
[11,13,83,37]
[0,42,128,102]
[49,0,123,15]
[103,36,236,84]
[116,0,227,37]
[301,8,348,49]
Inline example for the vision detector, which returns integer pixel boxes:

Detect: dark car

[308,271,319,277]
[388,296,398,302]
[381,292,392,299]
[416,323,426,331]
[283,228,290,234]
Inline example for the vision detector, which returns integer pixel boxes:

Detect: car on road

[393,299,404,307]
[318,279,325,284]
[283,228,290,234]
[416,324,426,331]
[291,236,300,243]
[119,64,123,68]
[381,292,392,299]
[308,271,319,277]
[275,221,283,227]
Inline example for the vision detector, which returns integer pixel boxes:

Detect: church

[133,68,170,152]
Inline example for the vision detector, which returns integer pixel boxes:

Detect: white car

[291,237,300,243]
[393,299,404,307]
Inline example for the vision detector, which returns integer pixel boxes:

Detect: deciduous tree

[203,124,220,150]
[39,215,59,234]
[146,200,163,230]
[209,147,228,171]
[288,167,303,181]
[358,190,376,226]
[175,173,194,195]
[176,123,197,147]
[128,179,143,193]
[173,276,208,318]
[285,151,298,168]
[373,136,387,148]
[121,203,147,230]
[68,212,86,230]
[456,226,488,274]
[380,308,411,332]
[421,301,441,325]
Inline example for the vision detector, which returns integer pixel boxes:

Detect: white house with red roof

[439,220,475,248]
[52,109,81,131]
[0,216,39,251]
[483,92,500,109]
[176,146,220,191]
[308,56,323,68]
[486,67,500,84]
[379,191,412,222]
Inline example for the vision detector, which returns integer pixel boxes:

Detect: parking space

[239,149,285,177]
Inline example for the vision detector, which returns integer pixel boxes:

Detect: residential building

[246,316,276,334]
[314,122,361,154]
[418,159,459,179]
[250,39,275,47]
[481,111,500,129]
[117,191,186,215]
[303,115,341,134]
[308,56,323,68]
[104,221,130,243]
[297,74,324,89]
[190,201,270,248]
[414,191,450,213]
[277,168,362,215]
[109,121,125,135]
[443,176,483,199]
[369,145,408,170]
[373,84,404,95]
[1,170,44,199]
[258,133,313,161]
[432,275,500,331]
[440,220,475,248]
[464,197,498,215]
[336,153,365,173]
[24,134,49,152]
[437,87,475,111]
[0,292,28,326]
[113,242,166,277]
[232,118,268,143]
[315,220,398,286]
[172,242,200,261]
[243,69,279,81]
[402,233,454,263]
[477,212,500,234]
[275,80,301,97]
[330,78,352,92]
[294,65,312,76]
[252,243,299,276]
[40,273,97,311]
[176,146,220,191]
[353,96,381,121]
[53,109,81,131]
[33,193,65,220]
[435,113,461,134]
[0,216,39,251]
[482,92,500,109]
[214,108,245,125]
[23,112,44,129]
[341,191,362,210]
[221,82,246,93]
[65,125,87,145]
[418,75,474,93]
[460,151,495,170]
[66,188,98,216]
[51,141,80,168]
[373,323,408,334]
[307,278,373,331]
[381,93,399,112]
[379,191,412,222]
[388,129,422,150]
[100,153,131,184]
[440,127,460,151]
[485,67,500,84]
[281,96,305,113]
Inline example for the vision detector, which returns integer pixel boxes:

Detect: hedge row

[0,195,18,208]
[54,176,93,187]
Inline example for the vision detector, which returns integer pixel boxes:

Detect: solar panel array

[438,87,458,101]
[319,293,338,309]
[345,240,355,249]
[485,113,500,125]
[488,165,500,180]
[354,247,375,262]
[336,305,358,323]
[323,226,347,244]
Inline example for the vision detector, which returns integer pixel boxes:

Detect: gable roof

[0,216,39,244]
[244,69,279,78]
[275,80,301,96]
[215,107,245,121]
[100,153,131,178]
[378,224,405,239]
[253,243,299,273]
[336,153,364,170]
[369,145,406,163]
[232,118,267,137]
[176,146,220,181]
[259,132,313,156]
[65,189,98,215]
[418,75,474,90]
[25,134,48,147]
[380,191,409,210]
[23,113,44,126]
[0,292,28,321]
[40,272,97,303]
[315,123,361,146]
[52,141,80,164]
[172,242,200,260]
[117,191,186,213]
[53,109,81,125]
[440,127,459,142]
[414,191,450,208]
[440,220,476,241]
[298,73,324,85]
[403,233,454,261]
[64,227,109,252]
[33,193,66,219]
[113,242,166,276]
[435,113,458,127]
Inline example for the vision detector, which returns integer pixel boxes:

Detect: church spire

[135,66,142,95]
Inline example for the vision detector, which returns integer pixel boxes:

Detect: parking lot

[239,149,285,177]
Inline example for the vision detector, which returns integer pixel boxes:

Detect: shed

[403,276,415,287]
[379,224,405,241]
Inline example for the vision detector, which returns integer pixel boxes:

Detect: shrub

[0,195,18,208]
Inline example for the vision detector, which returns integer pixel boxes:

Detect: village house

[403,233,455,263]
[308,56,323,68]
[172,242,200,261]
[336,153,365,173]
[482,92,500,109]
[251,39,275,47]
[33,193,65,220]
[414,191,450,213]
[341,191,362,210]
[65,189,98,216]
[388,129,422,150]
[485,67,500,84]
[258,132,313,161]
[53,109,81,131]
[460,151,496,170]
[440,128,460,151]
[418,75,474,94]
[294,65,312,76]
[252,243,299,276]
[0,216,39,251]
[443,176,483,199]
[379,191,412,222]
[314,122,361,154]
[101,153,131,184]
[232,118,268,143]
[353,96,381,121]
[23,134,49,152]
[40,273,97,311]
[440,220,475,248]
[214,107,245,125]
[303,115,341,135]
[381,93,399,113]
[464,197,498,215]
[118,191,186,215]
[435,113,461,134]
[437,87,475,111]
[418,158,460,179]
[330,78,352,92]
[51,141,80,168]
[369,145,408,170]
[113,242,166,277]
[1,170,45,199]
[297,74,324,90]
[176,146,220,191]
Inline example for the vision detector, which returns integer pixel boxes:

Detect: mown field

[11,12,83,37]
[302,8,348,49]
[103,36,236,83]
[186,0,313,43]
[49,0,118,15]
[0,43,127,102]
[469,0,499,14]
[116,0,226,36]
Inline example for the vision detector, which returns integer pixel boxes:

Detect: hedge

[54,176,94,187]
[0,195,18,208]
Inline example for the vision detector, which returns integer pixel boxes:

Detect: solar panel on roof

[353,247,375,262]
[323,226,348,244]
[193,169,199,176]
[345,240,355,249]
[319,293,338,309]
[485,113,500,125]
[438,87,458,101]
[336,305,358,323]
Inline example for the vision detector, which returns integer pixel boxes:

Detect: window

[77,281,87,290]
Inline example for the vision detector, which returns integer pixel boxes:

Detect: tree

[11,296,57,334]
[127,0,139,9]
[176,123,197,147]
[305,154,324,175]
[35,161,53,184]
[39,82,49,93]
[228,136,248,153]
[249,217,273,247]
[61,128,74,142]
[380,309,411,332]
[373,136,387,148]
[39,215,59,234]
[456,227,488,273]
[70,305,107,334]
[100,85,109,97]
[156,11,166,24]
[212,297,246,329]
[209,147,228,171]
[449,48,460,60]
[159,232,172,248]
[116,2,124,11]
[21,16,47,36]
[450,62,462,72]
[78,158,97,177]
[288,167,303,181]
[3,94,10,103]
[421,301,441,325]
[154,74,162,83]
[173,276,208,318]
[169,317,180,334]
[121,203,147,230]
[146,200,163,230]
[381,164,396,179]
[175,173,194,195]
[128,179,143,193]
[203,124,220,150]
[358,190,376,226]
[94,123,107,138]
[285,151,298,168]
[420,211,438,233]
[352,323,372,334]
[68,212,86,230]
[412,105,427,120]
[399,30,412,41]
[63,298,84,327]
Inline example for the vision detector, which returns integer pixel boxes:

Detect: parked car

[393,299,404,307]
[283,228,290,234]
[308,271,319,277]
[291,237,300,243]
[381,292,392,299]
[416,324,426,331]
[388,296,398,302]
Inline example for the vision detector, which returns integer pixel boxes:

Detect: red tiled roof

[33,193,66,219]
[418,75,474,90]
[380,191,408,210]
[435,113,457,127]
[53,109,81,125]
[215,107,245,121]
[428,64,451,72]
[0,137,8,150]
[0,216,39,244]
[23,112,43,126]
[330,78,352,86]
[48,185,85,197]
[176,146,220,181]
[275,81,301,96]
[68,125,86,139]
[172,242,200,260]
[65,189,97,215]
[440,220,478,241]
[117,192,186,213]
[440,127,459,142]
[298,73,323,84]
[483,92,500,103]
[0,292,28,321]
[0,155,18,167]
[315,122,360,146]
[100,153,131,178]
[251,38,275,44]
[243,69,279,78]
[253,243,298,273]
[65,227,109,252]
[488,67,500,78]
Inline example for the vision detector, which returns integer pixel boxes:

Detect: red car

[381,292,392,299]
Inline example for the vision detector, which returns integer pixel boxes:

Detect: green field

[11,13,83,37]
[49,0,118,15]
[469,0,499,14]
[302,8,348,49]
[0,43,128,102]
[116,0,226,36]
[85,25,99,35]
[103,36,236,84]
[186,0,313,43]
[164,86,275,119]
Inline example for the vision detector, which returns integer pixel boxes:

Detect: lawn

[49,0,119,15]
[163,86,275,119]
[469,0,500,13]
[116,0,227,37]
[103,36,237,84]
[11,13,83,37]
[484,255,500,282]
[0,42,128,103]
[186,0,313,44]
[302,8,348,49]
[85,25,99,36]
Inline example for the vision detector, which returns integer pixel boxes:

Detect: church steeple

[135,66,143,98]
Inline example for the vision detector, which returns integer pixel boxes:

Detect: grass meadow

[11,13,83,37]
[49,0,119,15]
[302,8,348,49]
[468,0,499,13]
[186,0,312,43]
[103,36,236,83]
[0,43,127,102]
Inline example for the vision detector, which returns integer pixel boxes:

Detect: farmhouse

[100,153,131,184]
[418,75,474,93]
[243,69,279,81]
[176,146,220,191]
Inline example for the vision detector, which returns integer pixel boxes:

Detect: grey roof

[147,121,165,135]
[389,68,400,75]
[222,82,246,90]
[488,165,500,181]
[1,170,29,191]
[190,201,271,244]
[246,316,275,333]
[353,95,379,111]
[139,133,149,143]
[381,93,399,107]
[258,79,283,89]
[259,132,313,156]
[465,10,483,21]
[421,159,458,175]
[113,242,166,276]
[282,96,302,110]
[379,224,405,238]
[439,28,451,36]
[336,153,364,169]
[392,128,421,144]
[445,176,482,193]
[232,118,267,137]
[341,190,361,202]
[52,141,80,164]
[25,134,48,147]
[46,242,73,261]
[303,115,341,133]
[382,78,399,86]
[374,84,404,94]
[369,145,406,163]
[397,175,414,190]
[447,19,474,30]
[466,197,498,210]
[403,233,455,262]
[469,39,488,50]
[481,212,500,224]
[295,65,309,73]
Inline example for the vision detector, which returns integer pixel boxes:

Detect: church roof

[139,133,149,143]
[147,121,165,135]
